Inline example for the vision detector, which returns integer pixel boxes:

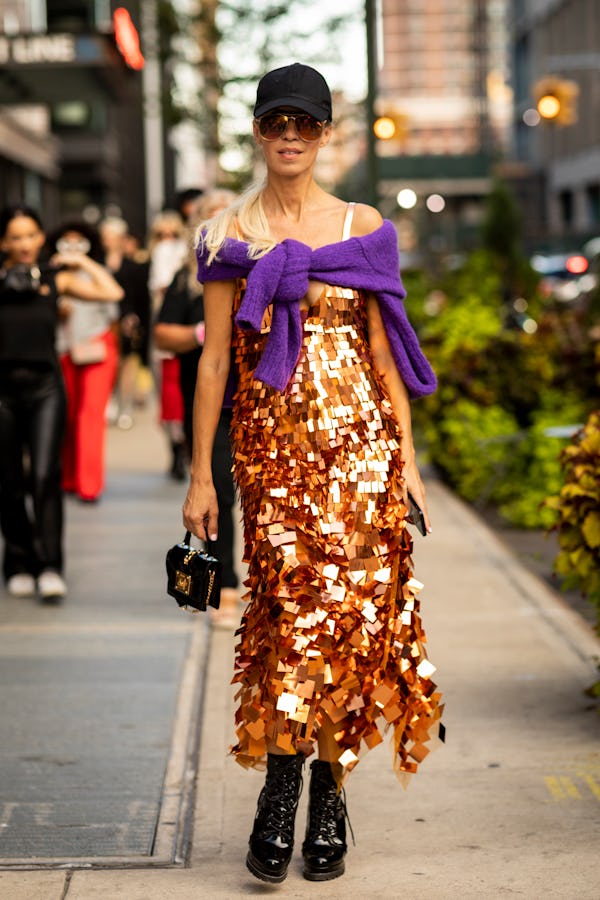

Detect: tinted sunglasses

[56,237,91,255]
[256,112,325,142]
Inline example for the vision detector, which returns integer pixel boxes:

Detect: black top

[107,255,151,363]
[157,267,204,409]
[0,268,59,365]
[111,256,151,322]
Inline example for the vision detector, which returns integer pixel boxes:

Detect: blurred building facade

[315,91,367,193]
[510,0,600,245]
[0,0,147,233]
[373,0,512,255]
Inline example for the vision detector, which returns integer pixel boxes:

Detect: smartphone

[406,492,427,536]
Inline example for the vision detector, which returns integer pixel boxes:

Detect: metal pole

[140,0,164,225]
[365,0,379,209]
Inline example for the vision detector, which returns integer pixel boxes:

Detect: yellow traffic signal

[374,116,396,140]
[373,112,408,142]
[532,77,579,125]
[537,94,561,119]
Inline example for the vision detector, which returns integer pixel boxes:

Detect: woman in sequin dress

[183,63,443,884]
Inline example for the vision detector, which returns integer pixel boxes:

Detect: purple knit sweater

[196,220,436,398]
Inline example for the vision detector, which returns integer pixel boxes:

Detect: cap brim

[254,96,330,121]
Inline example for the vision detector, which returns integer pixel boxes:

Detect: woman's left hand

[402,459,432,534]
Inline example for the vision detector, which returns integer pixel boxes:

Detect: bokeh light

[373,116,396,140]
[537,94,561,119]
[565,255,588,274]
[426,193,445,213]
[522,108,541,127]
[397,188,417,209]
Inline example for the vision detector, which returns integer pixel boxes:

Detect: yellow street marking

[579,774,600,801]
[559,776,581,799]
[544,776,565,800]
[545,771,600,802]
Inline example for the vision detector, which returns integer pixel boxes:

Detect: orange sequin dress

[230,277,443,784]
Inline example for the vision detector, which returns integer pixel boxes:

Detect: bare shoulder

[351,203,384,237]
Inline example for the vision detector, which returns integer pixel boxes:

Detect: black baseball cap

[254,63,332,121]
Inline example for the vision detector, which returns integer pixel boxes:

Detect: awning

[0,32,136,104]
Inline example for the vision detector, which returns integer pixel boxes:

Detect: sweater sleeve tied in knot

[235,239,312,391]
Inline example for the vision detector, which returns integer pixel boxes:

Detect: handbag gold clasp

[175,570,192,595]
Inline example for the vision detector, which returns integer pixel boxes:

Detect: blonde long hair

[195,179,277,266]
[186,188,237,292]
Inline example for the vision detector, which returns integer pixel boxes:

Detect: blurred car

[530,250,597,302]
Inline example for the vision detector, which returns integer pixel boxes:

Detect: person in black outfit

[0,205,123,602]
[154,189,240,626]
[175,187,204,224]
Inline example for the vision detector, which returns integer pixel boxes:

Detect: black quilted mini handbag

[166,532,222,612]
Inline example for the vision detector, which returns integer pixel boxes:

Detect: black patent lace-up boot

[302,760,350,881]
[246,753,304,883]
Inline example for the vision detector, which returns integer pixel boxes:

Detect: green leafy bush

[546,410,600,634]
[498,403,586,528]
[407,246,597,529]
[424,398,520,503]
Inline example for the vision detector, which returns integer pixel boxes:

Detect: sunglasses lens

[295,115,323,141]
[258,113,323,142]
[259,114,287,140]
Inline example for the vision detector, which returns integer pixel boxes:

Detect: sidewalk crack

[60,871,73,899]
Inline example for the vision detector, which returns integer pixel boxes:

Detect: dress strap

[341,202,356,241]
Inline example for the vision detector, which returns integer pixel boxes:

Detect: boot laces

[262,767,303,840]
[308,780,355,846]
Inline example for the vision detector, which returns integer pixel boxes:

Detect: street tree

[192,0,357,187]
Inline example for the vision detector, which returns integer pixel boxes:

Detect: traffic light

[374,116,396,140]
[373,112,408,142]
[532,77,579,125]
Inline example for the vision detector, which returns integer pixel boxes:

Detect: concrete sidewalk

[2,409,599,899]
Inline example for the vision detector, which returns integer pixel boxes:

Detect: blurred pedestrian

[154,189,240,626]
[0,205,123,601]
[100,217,152,427]
[122,231,149,264]
[183,63,442,883]
[175,187,204,223]
[148,211,188,479]
[50,221,120,503]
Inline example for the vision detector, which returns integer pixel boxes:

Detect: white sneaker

[37,570,67,602]
[7,574,36,598]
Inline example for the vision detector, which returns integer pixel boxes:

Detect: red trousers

[160,356,184,422]
[60,330,119,501]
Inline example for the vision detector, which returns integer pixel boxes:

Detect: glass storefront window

[51,99,106,132]
[46,0,95,32]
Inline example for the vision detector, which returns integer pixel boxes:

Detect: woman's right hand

[183,478,219,542]
[50,251,88,270]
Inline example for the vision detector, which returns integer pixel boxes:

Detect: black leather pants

[0,364,66,580]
